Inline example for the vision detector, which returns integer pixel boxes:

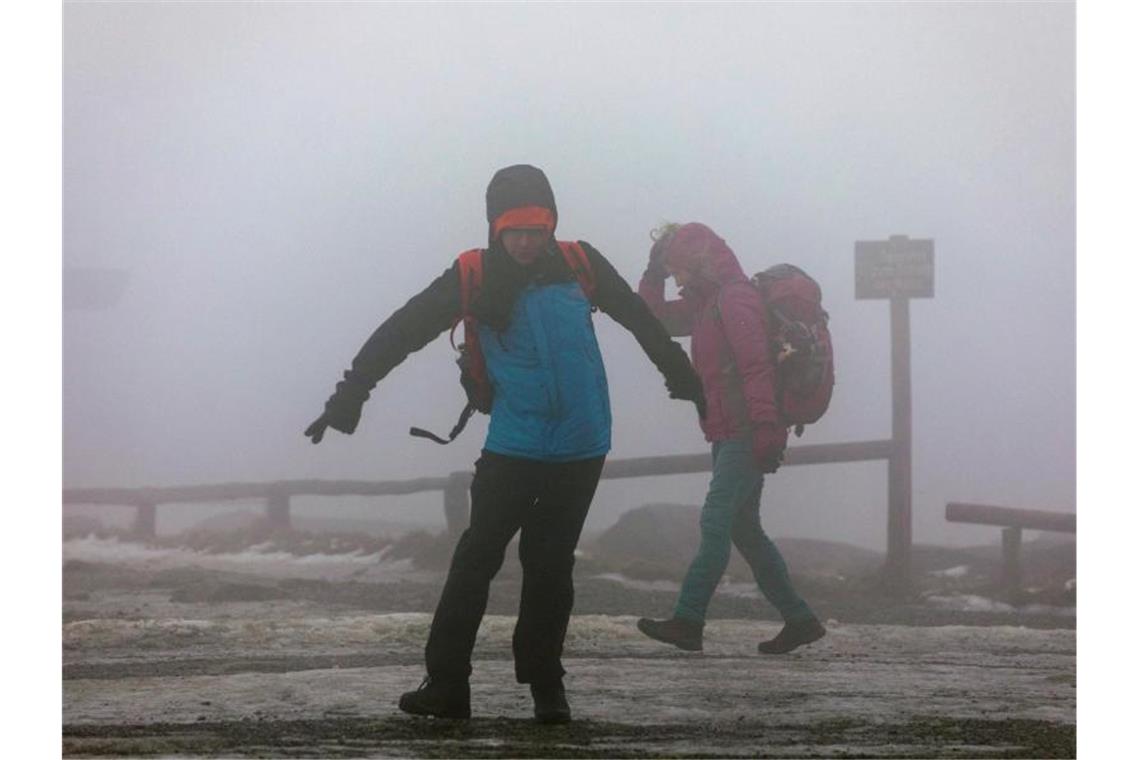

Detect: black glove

[666,370,707,420]
[304,413,331,444]
[304,401,363,443]
[304,382,367,444]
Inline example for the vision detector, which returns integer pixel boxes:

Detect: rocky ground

[61,509,1076,758]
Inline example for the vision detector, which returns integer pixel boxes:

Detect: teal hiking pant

[674,437,814,624]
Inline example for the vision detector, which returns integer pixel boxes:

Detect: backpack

[409,241,596,444]
[750,264,834,437]
[712,264,834,438]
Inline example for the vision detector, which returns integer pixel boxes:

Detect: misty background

[62,2,1074,551]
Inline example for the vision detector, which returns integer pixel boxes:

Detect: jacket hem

[482,442,610,463]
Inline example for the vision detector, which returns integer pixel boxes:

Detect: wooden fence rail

[63,439,894,538]
[944,501,1076,603]
[945,502,1076,534]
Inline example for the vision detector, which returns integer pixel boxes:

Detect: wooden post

[443,472,472,537]
[265,492,292,531]
[856,235,933,593]
[1002,527,1023,604]
[132,503,156,538]
[886,295,913,590]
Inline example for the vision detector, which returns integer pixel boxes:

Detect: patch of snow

[924,594,1074,617]
[64,612,436,655]
[719,580,761,599]
[590,574,760,599]
[925,594,1015,612]
[928,564,971,578]
[591,573,680,593]
[62,535,426,582]
[1020,603,1076,616]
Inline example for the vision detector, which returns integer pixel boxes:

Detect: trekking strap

[409,402,478,445]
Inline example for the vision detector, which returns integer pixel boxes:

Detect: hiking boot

[530,680,571,724]
[756,617,826,654]
[636,616,704,652]
[397,676,471,719]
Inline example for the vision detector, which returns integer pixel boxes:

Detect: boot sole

[398,698,471,720]
[756,627,826,655]
[636,621,703,652]
[639,632,703,652]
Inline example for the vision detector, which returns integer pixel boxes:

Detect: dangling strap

[409,403,478,445]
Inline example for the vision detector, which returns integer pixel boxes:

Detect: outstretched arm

[578,242,705,418]
[305,263,462,443]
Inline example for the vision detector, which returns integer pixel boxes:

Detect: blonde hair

[650,221,681,243]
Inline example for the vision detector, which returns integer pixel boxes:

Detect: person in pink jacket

[636,222,825,654]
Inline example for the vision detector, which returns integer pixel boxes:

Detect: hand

[304,413,331,444]
[308,385,365,441]
[666,372,706,419]
[752,423,788,473]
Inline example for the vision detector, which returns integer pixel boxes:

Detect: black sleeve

[323,262,461,433]
[578,241,701,394]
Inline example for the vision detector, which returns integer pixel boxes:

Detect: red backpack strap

[455,248,492,412]
[411,249,491,444]
[556,241,596,303]
[409,249,492,444]
[456,249,484,310]
[452,248,484,350]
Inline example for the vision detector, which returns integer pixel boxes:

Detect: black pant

[424,450,605,685]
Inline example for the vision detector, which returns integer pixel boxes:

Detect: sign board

[855,236,934,300]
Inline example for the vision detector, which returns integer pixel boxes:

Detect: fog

[63,2,1074,551]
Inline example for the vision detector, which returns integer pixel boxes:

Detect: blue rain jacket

[480,280,611,461]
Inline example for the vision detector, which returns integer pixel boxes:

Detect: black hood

[485,164,558,244]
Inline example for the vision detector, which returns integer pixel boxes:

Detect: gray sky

[62,1,1075,550]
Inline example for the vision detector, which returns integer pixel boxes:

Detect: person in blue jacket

[304,164,704,723]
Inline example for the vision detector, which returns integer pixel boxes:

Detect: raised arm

[635,243,698,337]
[305,263,462,442]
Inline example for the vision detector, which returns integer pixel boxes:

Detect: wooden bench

[945,502,1076,602]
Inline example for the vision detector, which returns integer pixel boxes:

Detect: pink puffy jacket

[638,224,780,442]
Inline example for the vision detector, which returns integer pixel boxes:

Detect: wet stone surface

[64,618,1075,758]
[62,541,1075,757]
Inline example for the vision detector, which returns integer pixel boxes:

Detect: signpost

[855,235,934,590]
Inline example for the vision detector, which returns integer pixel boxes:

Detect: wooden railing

[63,439,894,538]
[945,501,1076,602]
